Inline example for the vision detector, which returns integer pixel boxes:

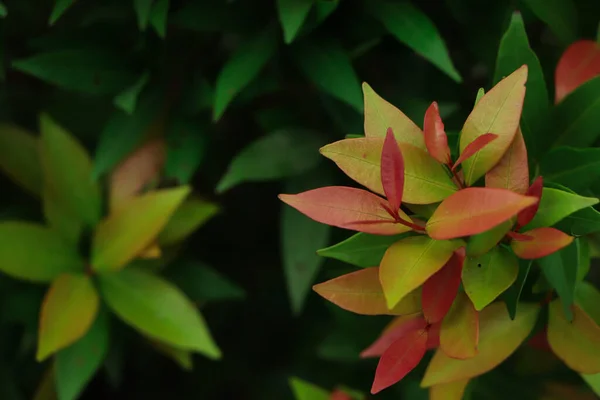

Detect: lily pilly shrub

[0,115,226,399]
[279,65,600,395]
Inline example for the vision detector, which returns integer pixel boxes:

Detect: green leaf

[149,339,193,370]
[522,0,578,44]
[581,373,600,398]
[503,259,533,320]
[99,267,221,359]
[277,0,314,44]
[466,219,513,257]
[576,281,600,325]
[92,186,190,272]
[164,117,208,184]
[462,246,519,311]
[93,89,163,178]
[0,2,6,18]
[133,0,154,30]
[40,114,102,243]
[158,197,220,246]
[317,232,413,268]
[282,168,331,315]
[289,377,330,400]
[537,238,580,321]
[216,129,322,193]
[524,187,599,230]
[37,274,99,361]
[113,71,150,115]
[0,222,84,282]
[149,0,169,38]
[48,0,75,25]
[166,260,245,303]
[0,124,42,196]
[550,183,600,235]
[541,147,600,192]
[55,308,109,400]
[213,26,278,121]
[292,39,363,111]
[494,12,549,159]
[576,237,590,282]
[366,0,461,82]
[553,76,600,147]
[12,49,136,95]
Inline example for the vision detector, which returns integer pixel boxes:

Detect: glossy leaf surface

[511,227,573,259]
[423,102,451,164]
[485,128,529,194]
[440,291,479,360]
[422,249,464,324]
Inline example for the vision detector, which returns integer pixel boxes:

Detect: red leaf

[381,128,405,214]
[427,322,442,350]
[371,328,428,394]
[511,227,574,259]
[452,133,498,172]
[529,329,552,352]
[361,315,427,358]
[329,390,352,400]
[555,40,600,103]
[517,176,543,229]
[423,102,451,165]
[279,186,413,235]
[422,249,465,324]
[426,188,538,240]
[506,231,533,241]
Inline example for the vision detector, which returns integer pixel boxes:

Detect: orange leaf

[361,314,427,358]
[440,291,479,359]
[319,138,457,204]
[460,66,527,185]
[421,302,540,387]
[312,267,422,316]
[506,231,533,241]
[485,127,529,194]
[429,379,470,400]
[109,138,166,213]
[511,227,574,259]
[278,186,413,235]
[363,83,426,149]
[452,133,498,172]
[380,236,463,308]
[426,188,538,240]
[517,176,543,229]
[371,327,428,394]
[422,248,465,324]
[547,300,600,374]
[381,128,405,213]
[555,40,600,103]
[423,102,451,165]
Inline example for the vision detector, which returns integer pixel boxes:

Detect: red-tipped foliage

[421,248,465,324]
[511,227,574,259]
[426,322,442,350]
[517,176,543,228]
[361,315,427,358]
[506,231,534,241]
[381,128,405,214]
[371,327,428,394]
[555,40,600,103]
[452,133,498,172]
[423,102,451,165]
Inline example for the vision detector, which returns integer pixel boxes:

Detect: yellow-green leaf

[380,236,462,308]
[98,267,221,359]
[524,187,599,230]
[547,300,600,374]
[460,66,527,185]
[91,186,191,272]
[466,219,513,257]
[40,114,102,243]
[429,379,470,400]
[462,246,518,311]
[440,292,479,359]
[158,197,219,246]
[421,302,539,387]
[320,138,457,204]
[289,377,330,400]
[362,83,425,149]
[0,221,84,282]
[581,373,600,397]
[576,281,600,325]
[0,123,42,196]
[37,274,99,361]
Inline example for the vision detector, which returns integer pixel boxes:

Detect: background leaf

[0,124,42,196]
[277,0,313,44]
[522,0,578,44]
[541,147,600,192]
[49,0,75,25]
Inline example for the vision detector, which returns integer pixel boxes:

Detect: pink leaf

[371,327,428,394]
[517,176,543,229]
[422,248,465,324]
[381,128,405,214]
[555,40,600,103]
[423,102,451,165]
[279,186,413,235]
[361,315,427,358]
[452,133,498,172]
